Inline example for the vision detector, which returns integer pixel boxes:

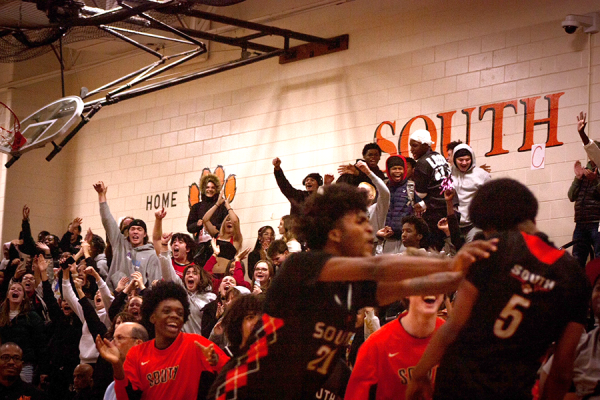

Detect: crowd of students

[0,119,596,400]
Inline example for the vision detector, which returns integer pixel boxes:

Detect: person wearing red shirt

[97,281,229,400]
[346,295,445,400]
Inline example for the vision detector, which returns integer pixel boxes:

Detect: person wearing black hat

[272,157,323,217]
[93,181,161,292]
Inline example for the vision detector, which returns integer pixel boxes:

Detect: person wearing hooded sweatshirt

[450,143,491,243]
[378,155,419,254]
[93,181,161,291]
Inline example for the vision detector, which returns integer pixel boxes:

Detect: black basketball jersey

[433,230,589,400]
[209,251,377,400]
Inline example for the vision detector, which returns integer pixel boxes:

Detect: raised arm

[158,233,181,284]
[356,161,390,231]
[85,266,114,312]
[223,195,242,249]
[20,205,36,256]
[577,112,600,167]
[94,181,124,250]
[273,157,303,200]
[577,111,590,145]
[319,239,496,282]
[153,208,166,256]
[61,266,85,323]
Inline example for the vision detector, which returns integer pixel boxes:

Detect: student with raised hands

[154,208,216,335]
[202,190,243,274]
[204,239,251,294]
[61,259,113,366]
[34,254,82,400]
[93,181,160,291]
[107,272,144,323]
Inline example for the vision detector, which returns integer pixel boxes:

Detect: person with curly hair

[97,281,229,400]
[187,174,229,265]
[221,294,264,357]
[209,183,498,400]
[407,179,589,400]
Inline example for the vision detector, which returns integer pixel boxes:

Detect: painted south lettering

[312,322,353,346]
[510,265,555,291]
[146,365,179,387]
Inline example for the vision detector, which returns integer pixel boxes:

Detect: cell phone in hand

[60,256,75,270]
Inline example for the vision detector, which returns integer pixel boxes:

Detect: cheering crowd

[0,118,597,400]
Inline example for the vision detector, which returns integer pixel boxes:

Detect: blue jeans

[572,222,600,269]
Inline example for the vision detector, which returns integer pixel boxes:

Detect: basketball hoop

[0,101,26,152]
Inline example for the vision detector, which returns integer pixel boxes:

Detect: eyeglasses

[0,355,22,363]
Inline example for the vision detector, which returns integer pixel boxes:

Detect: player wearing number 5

[209,184,499,400]
[407,179,590,400]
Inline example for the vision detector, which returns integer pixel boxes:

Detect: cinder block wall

[3,0,600,253]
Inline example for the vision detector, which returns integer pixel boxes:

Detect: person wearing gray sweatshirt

[93,181,160,291]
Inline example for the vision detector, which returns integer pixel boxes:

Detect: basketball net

[0,101,26,152]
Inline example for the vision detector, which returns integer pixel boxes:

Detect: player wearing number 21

[209,184,499,399]
[407,179,590,400]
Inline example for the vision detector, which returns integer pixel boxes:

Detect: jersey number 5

[493,294,531,339]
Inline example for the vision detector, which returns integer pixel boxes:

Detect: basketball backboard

[0,96,84,156]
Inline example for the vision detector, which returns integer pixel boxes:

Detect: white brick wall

[1,0,600,255]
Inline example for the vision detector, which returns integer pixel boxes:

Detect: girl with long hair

[0,280,45,383]
[248,226,275,281]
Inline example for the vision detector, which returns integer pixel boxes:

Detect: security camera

[562,12,600,34]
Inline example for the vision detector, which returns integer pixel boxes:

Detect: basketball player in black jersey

[209,183,498,400]
[407,179,589,400]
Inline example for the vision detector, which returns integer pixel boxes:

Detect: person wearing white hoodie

[450,143,491,243]
[61,265,113,365]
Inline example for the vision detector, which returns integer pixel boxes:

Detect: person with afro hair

[98,281,228,400]
[209,183,497,400]
[408,179,590,400]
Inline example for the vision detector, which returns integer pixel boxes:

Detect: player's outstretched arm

[539,322,585,400]
[376,271,463,306]
[406,279,479,400]
[318,239,498,284]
